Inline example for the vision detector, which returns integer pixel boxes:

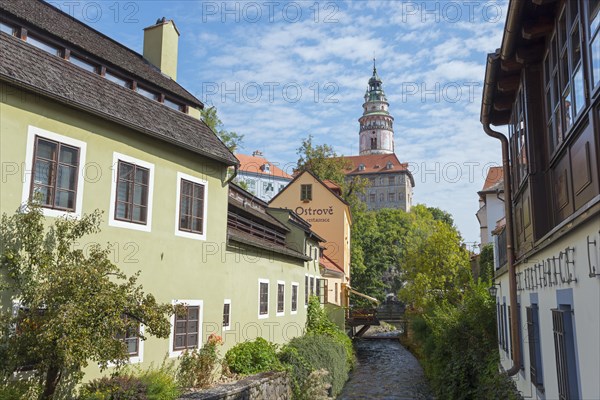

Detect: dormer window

[386,161,394,170]
[27,35,61,56]
[164,98,185,112]
[137,86,159,101]
[262,163,271,173]
[105,71,129,87]
[0,22,15,35]
[69,54,97,73]
[358,163,365,171]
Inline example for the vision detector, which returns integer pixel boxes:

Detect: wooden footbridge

[347,301,406,338]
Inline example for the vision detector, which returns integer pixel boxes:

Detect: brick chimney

[143,17,180,80]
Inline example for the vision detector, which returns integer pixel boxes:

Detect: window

[544,2,587,154]
[388,193,395,202]
[69,54,96,73]
[30,135,80,212]
[179,180,205,234]
[526,305,544,390]
[115,161,149,224]
[223,300,231,331]
[263,182,274,193]
[137,86,159,101]
[105,71,129,87]
[517,301,524,371]
[173,305,200,352]
[262,163,270,173]
[164,98,184,112]
[552,306,579,399]
[379,193,384,202]
[358,163,365,171]
[370,137,377,149]
[386,161,393,170]
[315,278,321,299]
[247,180,256,191]
[590,0,600,88]
[109,153,154,232]
[310,276,315,296]
[369,193,376,202]
[258,279,269,318]
[115,316,141,359]
[300,184,312,201]
[388,176,395,185]
[0,21,15,35]
[27,35,60,56]
[277,282,285,316]
[291,283,299,314]
[305,275,309,306]
[278,184,286,192]
[502,302,508,352]
[509,88,528,188]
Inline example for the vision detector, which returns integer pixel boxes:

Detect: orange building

[269,170,351,311]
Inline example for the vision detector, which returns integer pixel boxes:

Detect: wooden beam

[501,57,523,72]
[522,17,554,40]
[497,75,521,93]
[532,0,557,5]
[516,44,545,64]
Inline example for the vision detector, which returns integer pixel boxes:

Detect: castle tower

[358,60,394,155]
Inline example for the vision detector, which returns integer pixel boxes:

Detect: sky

[51,0,509,248]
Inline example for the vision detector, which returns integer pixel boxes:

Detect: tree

[399,205,471,310]
[201,106,244,153]
[427,206,454,227]
[295,135,349,188]
[0,204,173,399]
[478,243,495,284]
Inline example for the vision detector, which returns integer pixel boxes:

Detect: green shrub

[224,337,280,375]
[137,363,180,400]
[79,363,179,400]
[280,334,349,399]
[412,282,522,400]
[0,379,40,400]
[78,375,148,400]
[305,296,354,369]
[177,334,223,389]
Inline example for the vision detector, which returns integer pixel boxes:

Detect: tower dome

[358,59,394,155]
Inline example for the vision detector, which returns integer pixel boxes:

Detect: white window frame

[22,126,87,218]
[291,282,299,315]
[223,299,231,331]
[276,280,285,317]
[174,172,208,241]
[169,299,203,358]
[258,278,269,319]
[108,152,155,232]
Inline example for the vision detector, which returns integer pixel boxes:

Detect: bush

[177,334,223,389]
[280,334,349,398]
[79,363,179,400]
[305,296,354,369]
[412,282,522,400]
[137,363,180,400]
[79,375,147,400]
[224,337,280,375]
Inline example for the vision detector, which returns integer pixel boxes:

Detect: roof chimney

[143,17,180,80]
[252,150,263,157]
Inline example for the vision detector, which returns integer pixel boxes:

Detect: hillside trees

[0,204,172,399]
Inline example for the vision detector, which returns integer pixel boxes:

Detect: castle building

[342,62,414,212]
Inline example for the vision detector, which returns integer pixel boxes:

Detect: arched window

[370,137,377,149]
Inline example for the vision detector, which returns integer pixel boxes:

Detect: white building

[476,166,505,246]
[235,151,292,202]
[481,1,600,398]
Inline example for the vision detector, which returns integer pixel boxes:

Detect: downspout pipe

[483,122,521,376]
[481,50,521,376]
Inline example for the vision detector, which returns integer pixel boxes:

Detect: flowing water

[338,336,434,400]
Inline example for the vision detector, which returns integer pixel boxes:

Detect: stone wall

[178,371,291,400]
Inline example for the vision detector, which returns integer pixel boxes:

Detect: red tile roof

[320,253,344,274]
[236,153,292,179]
[482,167,503,191]
[341,153,409,176]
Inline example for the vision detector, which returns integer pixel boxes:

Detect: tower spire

[358,62,394,155]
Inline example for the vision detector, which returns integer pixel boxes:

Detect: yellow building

[270,170,351,313]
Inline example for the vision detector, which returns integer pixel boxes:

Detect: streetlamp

[488,282,500,297]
